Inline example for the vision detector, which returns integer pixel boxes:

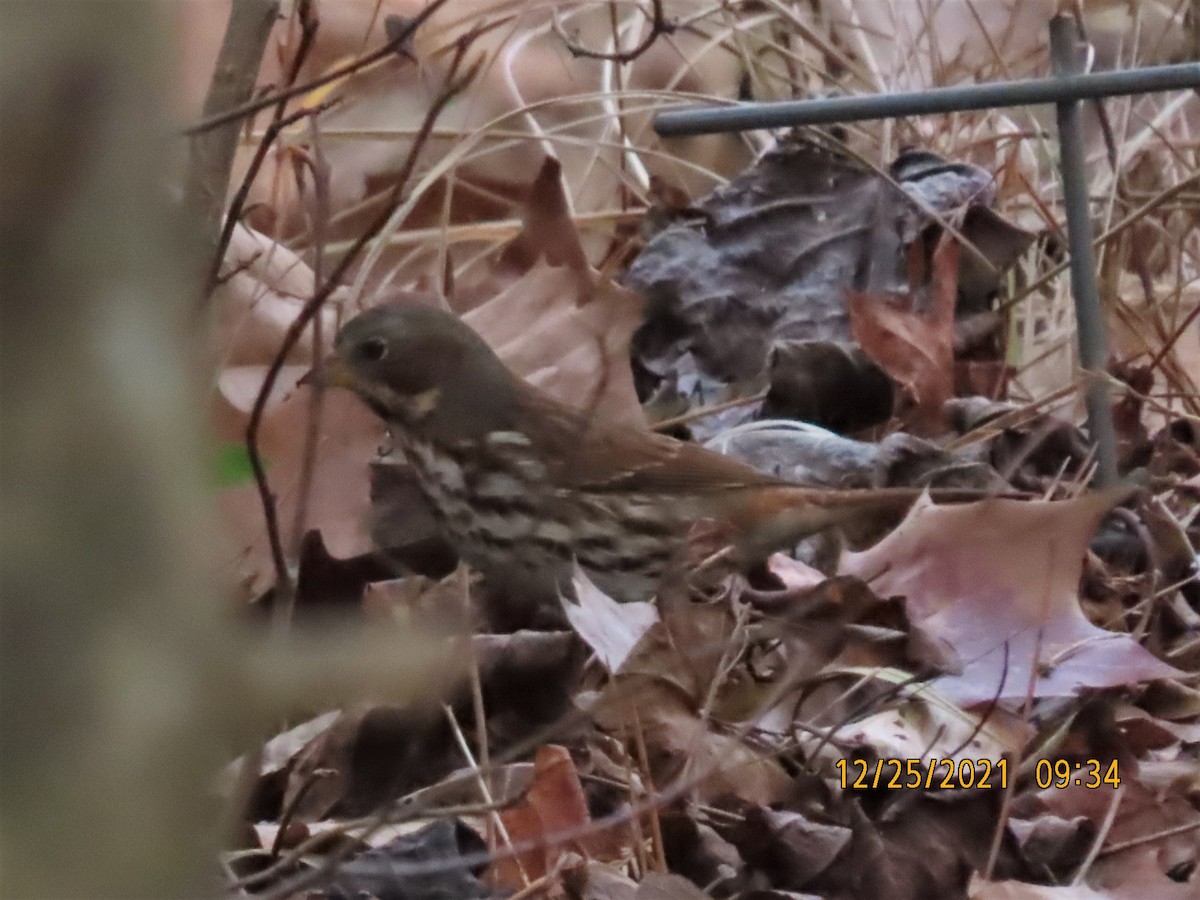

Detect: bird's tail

[728,484,1020,562]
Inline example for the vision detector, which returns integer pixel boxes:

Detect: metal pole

[1049,15,1119,487]
[653,60,1200,137]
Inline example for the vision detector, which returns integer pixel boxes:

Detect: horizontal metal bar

[654,61,1200,136]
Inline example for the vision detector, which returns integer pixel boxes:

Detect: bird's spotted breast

[395,429,692,601]
[400,431,575,578]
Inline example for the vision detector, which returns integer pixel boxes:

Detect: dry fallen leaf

[462,157,647,428]
[847,237,960,432]
[836,694,1026,770]
[565,568,659,674]
[1036,777,1200,898]
[216,382,384,598]
[968,876,1111,899]
[634,872,713,900]
[732,788,1004,899]
[594,597,791,807]
[212,224,347,367]
[839,490,1180,705]
[489,744,625,891]
[211,223,380,597]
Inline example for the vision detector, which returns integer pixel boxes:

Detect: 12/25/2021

[836,758,1008,790]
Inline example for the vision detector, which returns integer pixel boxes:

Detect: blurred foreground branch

[0,3,235,895]
[0,4,455,895]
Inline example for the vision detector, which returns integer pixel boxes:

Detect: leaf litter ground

[199,4,1200,898]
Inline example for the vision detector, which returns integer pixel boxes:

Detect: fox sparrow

[311,305,996,603]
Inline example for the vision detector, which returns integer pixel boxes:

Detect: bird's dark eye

[359,337,388,362]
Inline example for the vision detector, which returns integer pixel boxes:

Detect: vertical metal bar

[1050,15,1119,487]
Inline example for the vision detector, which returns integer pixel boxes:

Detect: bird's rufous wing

[514,386,788,495]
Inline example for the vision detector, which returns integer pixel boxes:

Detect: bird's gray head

[320,304,520,441]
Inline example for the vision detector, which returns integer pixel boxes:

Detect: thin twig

[651,390,767,432]
[980,645,1016,880]
[553,0,674,63]
[287,115,334,558]
[203,98,335,297]
[460,566,497,873]
[946,643,1010,761]
[444,704,530,888]
[1099,816,1200,857]
[269,767,323,859]
[630,708,667,874]
[1145,293,1200,373]
[183,2,447,137]
[1072,784,1126,885]
[246,37,481,603]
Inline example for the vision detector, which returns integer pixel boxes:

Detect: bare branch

[553,0,674,64]
[183,0,280,278]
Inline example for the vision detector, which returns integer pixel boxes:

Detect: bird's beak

[299,353,358,391]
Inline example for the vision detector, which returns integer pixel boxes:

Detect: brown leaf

[216,385,384,598]
[280,706,369,823]
[847,236,960,432]
[606,684,791,807]
[560,858,639,900]
[490,745,625,890]
[181,0,752,277]
[831,692,1028,773]
[732,806,853,886]
[1099,846,1200,899]
[1028,776,1200,899]
[840,489,1180,705]
[955,205,1037,312]
[467,264,646,427]
[462,157,647,428]
[732,790,1004,899]
[596,603,791,807]
[212,224,347,366]
[212,224,377,597]
[497,157,589,276]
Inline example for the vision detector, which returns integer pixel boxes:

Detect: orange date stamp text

[836,757,1008,790]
